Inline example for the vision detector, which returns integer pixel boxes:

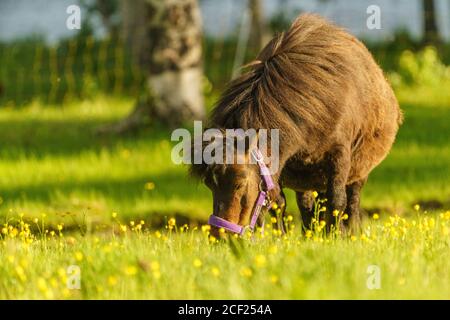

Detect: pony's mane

[210,14,356,135]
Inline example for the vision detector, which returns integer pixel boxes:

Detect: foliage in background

[389,46,450,87]
[2,30,450,108]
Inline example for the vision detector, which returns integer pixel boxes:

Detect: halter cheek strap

[207,148,275,235]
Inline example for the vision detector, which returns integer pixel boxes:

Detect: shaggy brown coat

[192,14,402,232]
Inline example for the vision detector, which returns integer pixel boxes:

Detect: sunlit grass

[0,92,449,227]
[1,208,449,299]
[0,87,449,299]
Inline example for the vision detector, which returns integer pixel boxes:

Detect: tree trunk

[248,0,268,52]
[120,0,147,67]
[96,0,118,35]
[99,0,205,134]
[422,0,441,44]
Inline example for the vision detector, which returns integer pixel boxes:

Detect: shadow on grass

[0,117,171,159]
[0,169,208,211]
[0,103,449,159]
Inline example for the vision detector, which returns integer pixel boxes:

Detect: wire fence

[0,36,146,107]
[0,33,249,107]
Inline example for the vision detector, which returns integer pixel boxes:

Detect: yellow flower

[33,218,39,224]
[350,235,357,241]
[62,288,71,298]
[108,276,118,286]
[112,212,117,218]
[37,278,47,292]
[268,245,278,255]
[151,261,160,271]
[15,266,27,282]
[414,204,420,211]
[211,267,220,277]
[312,191,318,199]
[119,224,127,233]
[19,258,29,268]
[254,254,267,268]
[332,210,339,217]
[305,230,312,238]
[57,224,63,231]
[270,275,279,284]
[319,220,326,227]
[286,215,293,222]
[372,213,380,220]
[209,235,217,243]
[74,251,84,262]
[124,266,138,276]
[130,221,135,226]
[57,268,66,279]
[11,228,18,237]
[271,203,278,210]
[219,228,225,234]
[201,225,211,233]
[154,231,161,238]
[271,217,277,224]
[1,227,7,235]
[193,259,202,268]
[342,214,349,221]
[240,267,253,278]
[50,278,58,288]
[168,218,176,227]
[144,182,155,190]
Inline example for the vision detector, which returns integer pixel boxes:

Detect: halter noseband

[208,148,275,236]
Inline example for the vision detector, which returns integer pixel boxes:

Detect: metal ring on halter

[251,149,264,163]
[258,180,265,192]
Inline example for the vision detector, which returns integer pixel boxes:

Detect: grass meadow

[1,40,450,299]
[0,85,449,299]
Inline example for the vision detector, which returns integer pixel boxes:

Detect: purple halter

[208,148,275,235]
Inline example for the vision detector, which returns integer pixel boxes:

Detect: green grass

[0,86,449,299]
[1,212,449,299]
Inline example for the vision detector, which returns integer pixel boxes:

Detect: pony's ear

[189,127,224,180]
[189,129,205,179]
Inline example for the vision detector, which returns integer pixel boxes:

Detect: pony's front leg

[325,145,351,230]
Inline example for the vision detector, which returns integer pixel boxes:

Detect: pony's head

[190,132,285,238]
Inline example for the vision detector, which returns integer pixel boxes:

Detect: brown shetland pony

[191,14,403,235]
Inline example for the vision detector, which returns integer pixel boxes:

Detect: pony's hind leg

[325,145,351,228]
[345,178,367,233]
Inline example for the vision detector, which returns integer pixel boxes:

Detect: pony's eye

[234,182,245,190]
